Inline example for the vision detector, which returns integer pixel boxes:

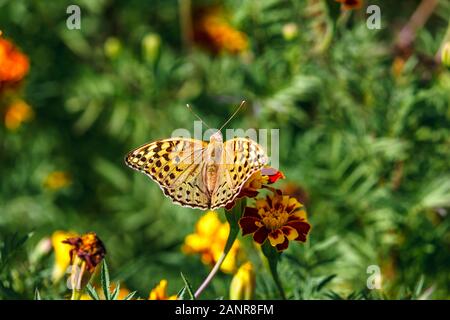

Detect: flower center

[261,208,289,230]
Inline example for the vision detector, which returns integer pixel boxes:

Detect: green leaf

[316,274,337,292]
[261,241,285,299]
[111,282,120,300]
[0,232,33,272]
[34,288,41,300]
[123,291,137,300]
[101,260,111,300]
[86,283,100,300]
[180,272,195,300]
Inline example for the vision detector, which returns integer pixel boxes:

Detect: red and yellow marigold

[239,193,311,251]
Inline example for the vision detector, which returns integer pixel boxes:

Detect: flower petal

[286,198,302,213]
[288,209,307,222]
[239,216,260,236]
[287,221,311,242]
[268,229,285,246]
[281,225,299,241]
[275,237,289,251]
[243,206,260,219]
[253,227,269,244]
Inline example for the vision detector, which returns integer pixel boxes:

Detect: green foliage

[0,0,449,300]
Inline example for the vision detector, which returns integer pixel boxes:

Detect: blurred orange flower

[44,171,72,190]
[0,36,29,87]
[149,280,177,300]
[3,100,33,130]
[183,211,241,273]
[193,7,248,54]
[335,0,363,10]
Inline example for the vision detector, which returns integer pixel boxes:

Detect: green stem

[267,255,286,300]
[261,241,286,300]
[194,226,238,299]
[194,199,245,299]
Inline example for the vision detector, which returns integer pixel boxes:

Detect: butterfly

[125,102,268,210]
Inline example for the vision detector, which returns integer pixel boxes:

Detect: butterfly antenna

[218,100,246,132]
[186,104,211,129]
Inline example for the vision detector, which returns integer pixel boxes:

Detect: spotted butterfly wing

[210,138,268,209]
[125,138,211,209]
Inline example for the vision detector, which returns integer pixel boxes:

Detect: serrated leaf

[86,283,100,300]
[101,260,111,300]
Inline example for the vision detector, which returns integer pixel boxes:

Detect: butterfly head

[209,131,223,144]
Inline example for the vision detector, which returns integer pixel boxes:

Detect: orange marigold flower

[0,37,29,87]
[63,232,106,272]
[335,0,363,10]
[193,7,248,54]
[3,100,33,130]
[149,280,177,300]
[239,193,310,251]
[183,211,241,273]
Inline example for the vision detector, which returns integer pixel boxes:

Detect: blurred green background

[0,0,449,299]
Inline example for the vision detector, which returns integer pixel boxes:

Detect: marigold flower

[44,171,72,190]
[0,37,29,87]
[193,7,248,54]
[239,194,310,251]
[335,0,363,10]
[183,211,241,273]
[3,100,33,130]
[63,232,106,273]
[149,280,177,300]
[51,230,78,282]
[225,167,284,210]
[229,262,256,300]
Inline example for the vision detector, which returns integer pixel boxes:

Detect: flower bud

[282,23,298,41]
[441,42,450,67]
[104,37,122,59]
[142,33,161,63]
[229,262,255,300]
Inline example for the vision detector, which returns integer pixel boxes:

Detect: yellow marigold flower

[44,171,72,190]
[193,7,248,54]
[239,193,311,251]
[51,231,78,282]
[3,100,33,130]
[183,211,241,274]
[229,262,256,300]
[149,280,177,300]
[0,36,29,86]
[335,0,363,10]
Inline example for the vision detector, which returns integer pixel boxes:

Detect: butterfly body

[125,131,267,210]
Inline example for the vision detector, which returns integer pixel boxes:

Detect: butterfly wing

[210,138,268,210]
[125,138,211,210]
